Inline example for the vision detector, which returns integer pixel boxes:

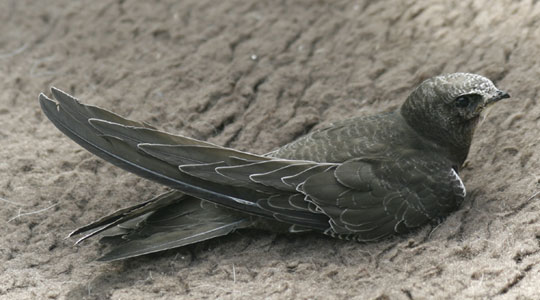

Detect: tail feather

[66,189,252,261]
[98,195,252,261]
[99,218,250,261]
[69,190,185,243]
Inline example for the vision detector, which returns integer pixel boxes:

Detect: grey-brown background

[1,0,539,299]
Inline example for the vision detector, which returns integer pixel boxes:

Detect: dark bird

[39,73,509,261]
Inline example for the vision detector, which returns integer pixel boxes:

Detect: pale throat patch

[479,104,494,126]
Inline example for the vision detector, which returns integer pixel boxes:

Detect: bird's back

[267,110,431,163]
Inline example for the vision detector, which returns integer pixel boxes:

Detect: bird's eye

[455,95,471,108]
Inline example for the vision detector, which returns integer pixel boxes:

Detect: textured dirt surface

[1,0,539,299]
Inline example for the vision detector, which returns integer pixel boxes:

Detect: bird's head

[401,73,510,163]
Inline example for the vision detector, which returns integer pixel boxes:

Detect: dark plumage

[39,73,509,261]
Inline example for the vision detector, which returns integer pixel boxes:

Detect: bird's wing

[39,88,330,231]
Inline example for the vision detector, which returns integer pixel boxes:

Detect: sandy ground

[1,0,539,299]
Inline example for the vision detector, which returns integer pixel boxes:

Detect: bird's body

[39,73,509,261]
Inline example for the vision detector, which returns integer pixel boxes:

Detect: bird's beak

[487,90,510,104]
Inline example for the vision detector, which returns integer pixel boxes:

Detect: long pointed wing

[39,88,330,231]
